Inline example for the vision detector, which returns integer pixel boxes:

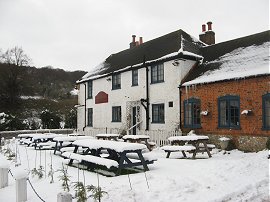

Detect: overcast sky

[0,0,269,72]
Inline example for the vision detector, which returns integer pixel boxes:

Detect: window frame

[262,93,270,130]
[87,80,93,99]
[152,104,165,123]
[112,106,121,122]
[218,95,240,129]
[183,98,201,128]
[87,108,93,127]
[132,69,138,86]
[151,63,164,84]
[112,73,121,90]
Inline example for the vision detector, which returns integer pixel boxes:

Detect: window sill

[184,125,202,129]
[218,126,241,130]
[131,84,138,87]
[112,88,121,90]
[151,122,165,124]
[262,127,270,131]
[150,81,164,85]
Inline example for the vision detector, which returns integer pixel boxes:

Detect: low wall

[207,134,269,152]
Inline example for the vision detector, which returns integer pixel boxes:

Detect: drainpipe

[145,64,150,130]
[178,86,182,131]
[83,83,87,131]
[140,56,150,130]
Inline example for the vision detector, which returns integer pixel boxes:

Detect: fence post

[0,158,9,189]
[14,169,28,202]
[57,192,72,202]
[0,168,9,188]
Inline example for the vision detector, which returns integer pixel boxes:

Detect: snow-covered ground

[0,140,269,202]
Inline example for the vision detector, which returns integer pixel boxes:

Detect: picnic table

[63,139,156,175]
[52,135,93,154]
[31,133,63,149]
[122,135,154,150]
[96,134,119,141]
[162,135,212,159]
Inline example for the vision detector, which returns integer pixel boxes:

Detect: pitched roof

[182,30,270,86]
[77,29,205,83]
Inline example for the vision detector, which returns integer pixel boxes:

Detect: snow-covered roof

[182,30,270,86]
[77,29,205,83]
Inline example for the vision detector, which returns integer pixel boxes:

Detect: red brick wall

[181,76,270,137]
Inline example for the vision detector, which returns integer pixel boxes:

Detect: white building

[76,28,207,136]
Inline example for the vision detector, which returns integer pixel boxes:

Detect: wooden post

[16,177,27,202]
[57,192,72,202]
[14,169,28,202]
[0,168,8,188]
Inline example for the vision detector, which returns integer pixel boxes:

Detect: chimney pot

[139,37,143,44]
[132,35,136,43]
[202,24,206,32]
[207,21,212,31]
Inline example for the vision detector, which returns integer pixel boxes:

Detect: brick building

[181,30,270,151]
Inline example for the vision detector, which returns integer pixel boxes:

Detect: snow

[70,88,79,96]
[12,167,28,180]
[161,145,196,151]
[183,41,270,86]
[168,135,209,142]
[0,140,269,201]
[53,135,93,142]
[72,139,147,152]
[122,135,150,140]
[219,137,231,141]
[241,109,252,115]
[96,134,119,138]
[20,96,43,100]
[77,35,204,84]
[0,154,10,168]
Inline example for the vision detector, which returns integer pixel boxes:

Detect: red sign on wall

[95,91,108,104]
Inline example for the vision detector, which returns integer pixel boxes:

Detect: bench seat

[62,152,119,169]
[126,152,157,164]
[161,145,196,158]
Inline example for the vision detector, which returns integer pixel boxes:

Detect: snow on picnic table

[73,139,147,152]
[0,141,269,202]
[168,135,209,141]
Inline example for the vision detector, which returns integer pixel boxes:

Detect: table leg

[202,141,212,158]
[192,142,199,159]
[136,150,149,172]
[181,151,187,158]
[166,151,171,158]
[54,142,58,154]
[68,146,78,166]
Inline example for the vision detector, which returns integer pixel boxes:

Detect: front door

[132,107,137,135]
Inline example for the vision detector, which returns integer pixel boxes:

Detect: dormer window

[112,73,121,90]
[151,63,164,84]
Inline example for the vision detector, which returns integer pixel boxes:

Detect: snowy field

[0,139,269,202]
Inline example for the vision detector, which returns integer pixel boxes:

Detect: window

[87,108,93,126]
[152,104,165,123]
[263,93,270,130]
[87,81,92,99]
[112,106,121,122]
[112,73,121,90]
[132,69,138,86]
[218,96,240,128]
[151,63,164,83]
[184,98,201,128]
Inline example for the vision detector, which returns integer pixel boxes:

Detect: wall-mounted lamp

[241,109,252,115]
[200,110,209,116]
[106,77,111,82]
[172,60,179,66]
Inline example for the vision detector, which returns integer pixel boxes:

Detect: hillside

[0,63,86,130]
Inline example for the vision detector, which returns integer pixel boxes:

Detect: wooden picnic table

[96,134,119,141]
[166,135,212,159]
[52,136,93,154]
[31,133,63,149]
[66,139,155,175]
[122,135,152,150]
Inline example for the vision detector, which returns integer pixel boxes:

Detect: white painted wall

[77,59,196,133]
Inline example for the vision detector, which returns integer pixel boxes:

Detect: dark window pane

[88,81,92,99]
[184,99,201,128]
[112,106,121,122]
[88,108,93,126]
[152,104,165,123]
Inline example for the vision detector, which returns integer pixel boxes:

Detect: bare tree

[1,46,31,66]
[0,46,32,105]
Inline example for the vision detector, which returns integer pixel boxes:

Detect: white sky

[0,0,269,72]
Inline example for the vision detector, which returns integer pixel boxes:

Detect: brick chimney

[199,21,215,45]
[139,37,143,45]
[130,35,137,48]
